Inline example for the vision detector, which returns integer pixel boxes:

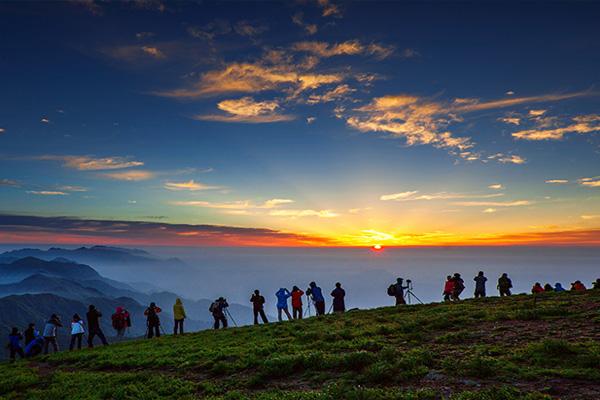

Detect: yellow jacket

[173,299,186,320]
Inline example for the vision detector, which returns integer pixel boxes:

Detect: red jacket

[532,285,544,294]
[291,290,304,308]
[443,280,455,294]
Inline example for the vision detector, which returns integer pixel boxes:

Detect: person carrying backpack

[86,305,109,348]
[173,298,186,335]
[474,271,488,298]
[7,327,24,361]
[43,314,62,354]
[69,314,85,351]
[275,288,292,321]
[306,282,325,316]
[111,307,130,338]
[443,275,454,302]
[388,278,408,305]
[497,273,513,296]
[210,297,229,329]
[144,302,162,338]
[250,290,268,325]
[451,273,465,301]
[291,286,304,319]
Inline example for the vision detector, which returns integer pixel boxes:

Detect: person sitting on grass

[250,290,268,325]
[554,282,566,292]
[442,275,454,302]
[43,314,62,354]
[497,273,513,297]
[331,282,346,313]
[531,282,545,294]
[69,314,85,351]
[473,271,487,298]
[571,280,586,291]
[276,288,293,321]
[543,283,554,292]
[7,327,24,361]
[210,297,229,329]
[291,286,304,319]
[144,302,162,339]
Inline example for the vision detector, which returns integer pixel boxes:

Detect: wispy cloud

[581,215,600,220]
[259,198,294,208]
[307,84,355,104]
[27,191,69,196]
[141,46,165,59]
[100,170,155,181]
[292,40,394,60]
[37,155,144,171]
[317,0,342,17]
[268,209,339,218]
[164,180,220,191]
[292,12,318,35]
[453,200,533,207]
[58,185,88,192]
[512,114,600,141]
[487,153,527,164]
[451,91,594,113]
[172,198,295,210]
[0,128,5,134]
[488,184,504,190]
[545,179,569,184]
[578,176,600,187]
[0,179,19,187]
[380,191,503,201]
[194,97,295,123]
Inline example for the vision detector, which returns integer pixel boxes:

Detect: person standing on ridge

[111,307,130,338]
[497,273,513,297]
[43,314,62,354]
[307,282,326,316]
[210,297,229,329]
[87,305,109,347]
[543,283,554,292]
[173,299,186,335]
[443,276,454,302]
[250,290,268,325]
[276,288,293,321]
[331,282,346,313]
[474,271,488,298]
[451,273,465,301]
[388,278,409,305]
[144,302,162,338]
[554,282,566,292]
[531,282,545,294]
[291,286,304,319]
[571,280,586,291]
[69,314,85,351]
[24,323,37,346]
[7,327,25,361]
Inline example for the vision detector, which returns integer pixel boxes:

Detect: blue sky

[0,1,599,246]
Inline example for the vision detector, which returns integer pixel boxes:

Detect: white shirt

[71,321,85,335]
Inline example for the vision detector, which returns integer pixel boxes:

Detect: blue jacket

[275,288,291,308]
[554,283,566,292]
[24,336,44,356]
[310,286,324,302]
[8,333,22,349]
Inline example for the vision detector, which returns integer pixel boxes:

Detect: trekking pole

[327,303,333,314]
[225,308,238,327]
[160,325,166,335]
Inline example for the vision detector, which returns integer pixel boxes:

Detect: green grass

[1,289,599,399]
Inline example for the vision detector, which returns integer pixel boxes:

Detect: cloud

[105,45,169,62]
[171,200,253,209]
[0,214,332,246]
[268,209,339,218]
[318,0,342,17]
[0,179,19,187]
[195,97,295,123]
[135,32,155,40]
[307,117,316,124]
[528,109,547,117]
[578,177,600,187]
[581,215,600,220]
[292,40,394,60]
[380,191,504,201]
[58,185,88,192]
[451,91,594,113]
[40,117,49,123]
[499,116,521,125]
[0,128,5,134]
[307,84,355,104]
[292,12,318,35]
[259,198,294,208]
[164,180,220,191]
[26,191,69,196]
[545,179,569,184]
[483,208,497,213]
[488,184,504,190]
[234,21,268,37]
[487,153,527,164]
[100,170,155,181]
[37,155,144,171]
[512,114,600,141]
[141,46,165,59]
[453,200,533,207]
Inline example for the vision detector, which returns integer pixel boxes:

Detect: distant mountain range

[0,248,259,357]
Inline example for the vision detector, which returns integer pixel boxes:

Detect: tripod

[404,282,424,305]
[304,294,312,317]
[224,308,238,327]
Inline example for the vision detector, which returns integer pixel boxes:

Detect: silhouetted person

[24,323,36,346]
[291,286,304,319]
[307,282,326,315]
[451,273,465,301]
[144,302,162,338]
[531,282,544,294]
[70,314,85,351]
[389,278,409,305]
[592,278,600,290]
[111,307,130,338]
[331,282,346,313]
[8,327,24,361]
[443,275,454,302]
[497,273,513,296]
[173,299,186,335]
[543,283,554,292]
[276,288,292,321]
[250,290,268,325]
[571,280,586,291]
[87,305,109,347]
[25,335,44,358]
[43,314,62,354]
[474,271,487,298]
[554,282,566,292]
[210,297,228,329]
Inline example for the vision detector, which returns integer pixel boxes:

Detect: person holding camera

[210,297,229,329]
[306,282,326,316]
[250,290,268,325]
[388,278,409,305]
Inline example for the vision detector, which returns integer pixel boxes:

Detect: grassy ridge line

[1,290,599,399]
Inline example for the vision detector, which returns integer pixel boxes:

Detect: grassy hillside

[1,290,599,399]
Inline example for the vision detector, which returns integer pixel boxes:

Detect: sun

[372,244,383,251]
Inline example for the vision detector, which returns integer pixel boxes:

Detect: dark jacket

[210,300,228,317]
[250,294,265,310]
[331,287,346,311]
[87,308,102,331]
[24,327,36,346]
[474,275,487,292]
[145,306,161,326]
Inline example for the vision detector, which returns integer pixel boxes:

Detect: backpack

[387,284,397,296]
[209,302,216,313]
[112,313,125,330]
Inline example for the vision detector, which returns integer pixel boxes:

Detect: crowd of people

[6,277,600,361]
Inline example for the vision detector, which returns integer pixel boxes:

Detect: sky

[0,0,599,247]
